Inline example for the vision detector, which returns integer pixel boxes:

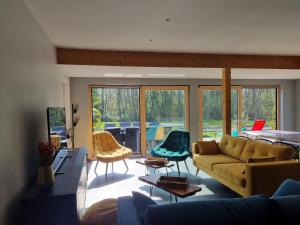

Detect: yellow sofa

[192,135,300,196]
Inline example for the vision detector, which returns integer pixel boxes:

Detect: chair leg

[196,168,200,176]
[123,159,129,173]
[176,161,180,175]
[94,161,99,174]
[105,163,109,176]
[184,160,190,173]
[112,162,114,172]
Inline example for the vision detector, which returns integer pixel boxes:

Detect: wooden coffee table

[136,159,174,175]
[138,174,201,202]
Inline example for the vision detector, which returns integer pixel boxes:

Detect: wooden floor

[85,157,239,208]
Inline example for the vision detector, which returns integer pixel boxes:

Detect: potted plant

[36,141,56,189]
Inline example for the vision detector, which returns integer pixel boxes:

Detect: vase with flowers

[36,141,56,189]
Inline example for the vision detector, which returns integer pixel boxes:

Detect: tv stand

[52,150,69,174]
[21,148,87,225]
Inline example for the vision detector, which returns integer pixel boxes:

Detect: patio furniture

[251,119,266,131]
[124,127,140,152]
[105,123,117,129]
[120,122,131,127]
[105,127,123,144]
[146,126,158,149]
[133,122,140,127]
[92,131,132,176]
[151,130,190,175]
[149,121,159,126]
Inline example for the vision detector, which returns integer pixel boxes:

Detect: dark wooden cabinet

[21,148,87,225]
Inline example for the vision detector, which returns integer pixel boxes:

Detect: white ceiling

[24,0,300,79]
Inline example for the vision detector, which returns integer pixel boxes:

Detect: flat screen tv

[47,107,67,149]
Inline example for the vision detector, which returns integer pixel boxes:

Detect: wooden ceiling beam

[56,48,300,69]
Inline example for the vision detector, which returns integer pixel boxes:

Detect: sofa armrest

[117,196,142,225]
[245,160,300,196]
[192,143,199,155]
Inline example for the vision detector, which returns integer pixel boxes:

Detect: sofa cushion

[117,196,142,225]
[151,148,189,161]
[213,163,246,187]
[196,140,219,155]
[194,154,240,171]
[144,195,270,225]
[240,140,294,162]
[219,135,248,160]
[270,195,300,225]
[272,179,300,197]
[132,191,157,224]
[248,156,276,163]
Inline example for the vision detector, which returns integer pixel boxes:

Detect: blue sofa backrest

[145,195,270,225]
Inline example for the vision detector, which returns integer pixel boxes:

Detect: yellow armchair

[92,131,132,175]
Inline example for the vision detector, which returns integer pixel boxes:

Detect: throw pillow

[132,191,157,224]
[81,198,117,225]
[196,140,219,155]
[272,179,300,197]
[247,156,276,163]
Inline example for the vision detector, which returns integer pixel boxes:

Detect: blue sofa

[117,179,300,225]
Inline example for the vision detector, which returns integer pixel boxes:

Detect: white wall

[70,77,295,152]
[295,80,300,131]
[0,0,64,224]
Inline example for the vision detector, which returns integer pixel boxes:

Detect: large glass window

[199,86,279,140]
[242,87,278,130]
[91,85,190,156]
[199,87,239,141]
[91,87,141,153]
[143,88,188,153]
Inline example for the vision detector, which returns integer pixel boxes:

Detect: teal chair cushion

[151,130,190,161]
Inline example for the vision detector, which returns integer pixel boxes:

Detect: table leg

[175,196,178,202]
[169,193,172,203]
[149,185,153,196]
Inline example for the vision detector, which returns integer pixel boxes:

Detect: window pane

[202,90,223,141]
[145,89,186,152]
[91,87,140,153]
[201,89,239,141]
[242,88,277,130]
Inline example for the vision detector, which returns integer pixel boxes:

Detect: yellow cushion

[240,140,294,162]
[82,198,117,225]
[93,131,121,152]
[247,156,275,163]
[96,147,132,163]
[194,154,240,171]
[196,140,219,155]
[213,163,246,187]
[219,135,248,160]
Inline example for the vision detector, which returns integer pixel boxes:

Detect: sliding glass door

[91,86,141,154]
[90,85,189,157]
[140,86,189,155]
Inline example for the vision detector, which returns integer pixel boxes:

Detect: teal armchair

[151,130,190,175]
